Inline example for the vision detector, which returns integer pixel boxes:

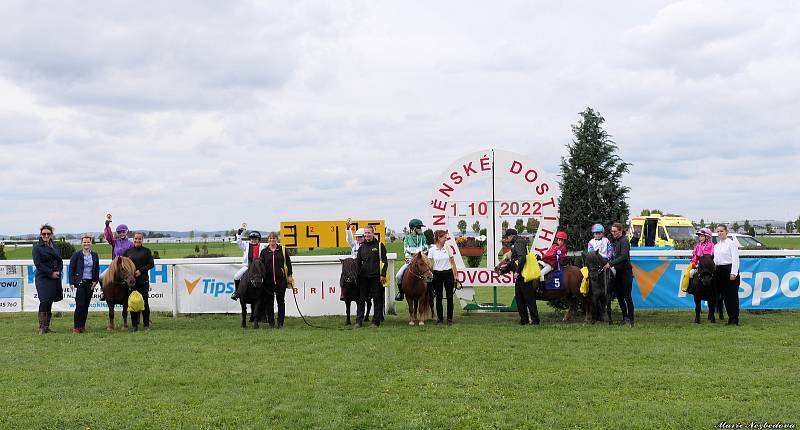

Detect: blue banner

[0,278,22,299]
[632,258,800,309]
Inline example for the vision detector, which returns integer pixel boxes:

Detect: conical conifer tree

[559,107,630,251]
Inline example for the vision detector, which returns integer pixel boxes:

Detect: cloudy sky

[1,0,799,235]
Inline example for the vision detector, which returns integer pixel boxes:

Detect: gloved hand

[105,220,111,226]
[237,228,244,235]
[689,269,697,277]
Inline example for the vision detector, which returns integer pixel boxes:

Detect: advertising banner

[22,263,174,312]
[174,262,369,315]
[0,265,23,312]
[632,258,800,309]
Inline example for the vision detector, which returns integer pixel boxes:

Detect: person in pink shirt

[690,227,714,276]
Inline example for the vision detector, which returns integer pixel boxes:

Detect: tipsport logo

[184,277,235,297]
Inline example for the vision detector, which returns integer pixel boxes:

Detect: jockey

[395,218,429,301]
[539,231,568,281]
[231,228,267,300]
[345,219,365,258]
[104,219,133,258]
[587,223,613,262]
[690,227,714,277]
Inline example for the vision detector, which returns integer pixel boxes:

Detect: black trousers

[130,284,151,328]
[357,276,383,325]
[264,281,287,325]
[613,266,635,321]
[714,264,740,323]
[38,301,53,312]
[515,277,538,324]
[432,270,455,322]
[74,280,93,328]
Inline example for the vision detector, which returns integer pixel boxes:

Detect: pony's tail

[419,292,433,321]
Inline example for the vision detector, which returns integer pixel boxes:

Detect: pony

[340,258,361,325]
[583,250,613,324]
[494,253,587,322]
[689,254,717,324]
[101,256,136,331]
[238,259,267,329]
[401,252,433,325]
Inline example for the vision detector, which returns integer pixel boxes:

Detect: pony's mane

[583,250,603,268]
[103,256,135,284]
[341,257,357,273]
[411,251,432,268]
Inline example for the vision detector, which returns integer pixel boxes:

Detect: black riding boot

[45,312,55,333]
[37,312,46,335]
[395,282,404,301]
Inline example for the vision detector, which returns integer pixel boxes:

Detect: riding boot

[45,312,55,333]
[37,312,46,335]
[395,282,404,301]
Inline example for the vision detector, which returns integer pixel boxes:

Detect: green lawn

[1,309,798,429]
[759,236,800,249]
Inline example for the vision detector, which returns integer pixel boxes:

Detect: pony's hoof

[345,321,351,326]
[408,321,415,326]
[107,326,114,332]
[418,321,425,326]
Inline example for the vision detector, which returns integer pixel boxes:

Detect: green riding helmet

[408,219,425,229]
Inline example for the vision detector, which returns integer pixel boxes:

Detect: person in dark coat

[605,223,635,326]
[355,225,388,328]
[123,232,154,332]
[31,224,64,334]
[69,233,100,333]
[259,232,294,328]
[503,228,539,325]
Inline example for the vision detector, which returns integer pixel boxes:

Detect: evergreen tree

[743,220,751,233]
[732,222,740,233]
[471,220,481,234]
[457,220,467,234]
[514,218,525,233]
[558,107,630,250]
[787,221,795,234]
[526,218,539,234]
[0,244,6,260]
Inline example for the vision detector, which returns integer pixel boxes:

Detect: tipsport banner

[174,263,371,315]
[0,265,23,312]
[22,263,174,312]
[632,258,800,309]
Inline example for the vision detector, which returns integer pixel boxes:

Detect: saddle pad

[544,271,564,290]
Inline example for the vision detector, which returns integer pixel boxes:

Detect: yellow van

[628,214,695,248]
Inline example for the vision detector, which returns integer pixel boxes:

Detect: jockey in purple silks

[104,220,133,258]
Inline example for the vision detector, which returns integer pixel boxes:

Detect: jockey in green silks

[395,218,429,301]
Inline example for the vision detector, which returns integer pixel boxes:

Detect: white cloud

[1,0,799,235]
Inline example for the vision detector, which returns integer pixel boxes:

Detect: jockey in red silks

[539,231,568,281]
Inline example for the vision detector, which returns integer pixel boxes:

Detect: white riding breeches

[234,266,248,281]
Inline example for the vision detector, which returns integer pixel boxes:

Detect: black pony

[688,254,717,324]
[583,250,613,324]
[340,258,371,325]
[238,259,266,329]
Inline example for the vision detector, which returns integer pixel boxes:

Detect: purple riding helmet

[116,224,129,233]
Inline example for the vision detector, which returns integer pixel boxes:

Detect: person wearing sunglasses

[31,224,64,335]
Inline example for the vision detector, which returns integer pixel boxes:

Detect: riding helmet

[696,227,712,238]
[408,218,425,229]
[555,231,569,240]
[248,231,262,239]
[355,228,365,237]
[116,224,129,233]
[591,223,604,234]
[503,228,518,237]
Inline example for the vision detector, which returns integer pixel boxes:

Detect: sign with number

[0,276,23,312]
[279,220,386,249]
[430,149,560,287]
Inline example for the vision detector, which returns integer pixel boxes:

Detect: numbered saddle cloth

[543,271,564,290]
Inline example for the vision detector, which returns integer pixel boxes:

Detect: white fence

[0,255,398,316]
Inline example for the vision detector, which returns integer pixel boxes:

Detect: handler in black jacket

[124,232,154,332]
[503,229,539,325]
[259,232,294,329]
[355,225,387,327]
[605,222,634,327]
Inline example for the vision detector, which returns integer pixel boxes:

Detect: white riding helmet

[355,228,365,237]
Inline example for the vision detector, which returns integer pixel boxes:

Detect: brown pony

[402,252,434,325]
[494,254,587,322]
[101,256,136,331]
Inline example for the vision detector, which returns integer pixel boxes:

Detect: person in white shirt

[231,229,267,301]
[713,224,740,326]
[345,219,365,257]
[427,230,456,325]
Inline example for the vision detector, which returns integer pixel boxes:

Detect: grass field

[1,308,798,429]
[758,236,800,249]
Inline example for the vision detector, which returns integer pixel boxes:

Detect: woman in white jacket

[231,229,267,300]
